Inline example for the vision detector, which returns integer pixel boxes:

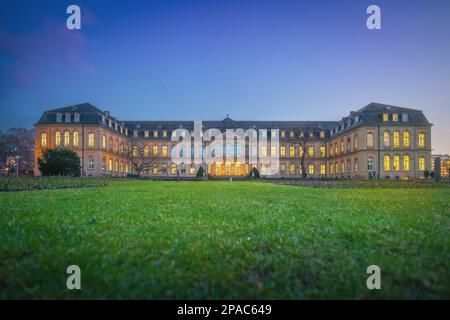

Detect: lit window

[393,131,400,148]
[215,162,221,175]
[320,131,325,138]
[289,164,295,174]
[290,131,294,138]
[109,159,113,172]
[280,163,285,174]
[335,162,339,174]
[392,113,398,122]
[109,138,113,151]
[319,164,325,175]
[418,132,425,148]
[418,156,426,171]
[162,146,168,157]
[153,167,158,174]
[125,163,129,173]
[340,140,344,153]
[163,130,168,137]
[281,131,286,138]
[393,155,400,171]
[153,146,159,156]
[383,113,388,121]
[64,131,70,147]
[384,131,390,147]
[403,155,410,171]
[308,164,314,175]
[341,161,345,174]
[55,131,61,146]
[144,131,149,138]
[384,155,391,172]
[299,146,304,157]
[271,145,276,156]
[115,160,118,172]
[289,146,295,157]
[120,162,124,173]
[154,130,158,138]
[102,135,106,149]
[320,145,325,157]
[41,133,47,147]
[172,131,177,138]
[403,131,410,148]
[280,146,286,157]
[261,146,267,157]
[144,145,149,157]
[88,133,95,147]
[354,135,358,150]
[330,163,334,174]
[308,146,314,157]
[132,145,138,157]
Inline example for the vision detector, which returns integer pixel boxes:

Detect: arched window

[384,155,391,171]
[115,160,118,172]
[393,131,400,148]
[102,135,106,149]
[144,145,149,157]
[280,146,286,157]
[41,133,47,147]
[88,133,95,148]
[109,137,113,151]
[162,146,168,157]
[73,131,79,147]
[320,145,325,157]
[330,163,334,174]
[64,131,70,147]
[55,131,61,146]
[384,131,390,147]
[419,156,426,171]
[308,146,314,157]
[353,135,358,150]
[153,145,159,156]
[393,155,400,171]
[367,132,374,148]
[289,164,295,174]
[403,131,410,148]
[88,155,94,170]
[418,132,426,148]
[132,145,138,157]
[109,159,113,172]
[367,157,374,172]
[289,146,295,157]
[320,164,326,175]
[308,164,315,175]
[403,155,410,171]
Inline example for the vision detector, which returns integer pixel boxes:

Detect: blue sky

[1,0,449,153]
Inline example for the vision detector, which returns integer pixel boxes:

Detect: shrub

[38,148,81,176]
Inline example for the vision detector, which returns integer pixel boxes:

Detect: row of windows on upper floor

[55,112,129,135]
[329,112,410,137]
[328,130,426,157]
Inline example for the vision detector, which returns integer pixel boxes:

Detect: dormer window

[402,113,408,121]
[65,112,71,122]
[56,113,62,123]
[392,113,398,122]
[154,130,159,138]
[133,130,138,138]
[74,113,80,122]
[383,113,389,122]
[261,130,267,138]
[101,116,106,124]
[144,130,149,138]
[320,131,325,138]
[108,119,113,128]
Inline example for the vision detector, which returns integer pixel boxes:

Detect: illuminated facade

[34,102,432,179]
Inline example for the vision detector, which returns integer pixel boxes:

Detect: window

[419,156,426,171]
[383,113,388,121]
[271,145,276,156]
[153,167,158,174]
[354,158,359,173]
[393,155,400,171]
[330,163,334,174]
[65,112,71,122]
[393,131,400,148]
[384,155,391,172]
[280,163,285,174]
[88,155,94,170]
[133,130,138,138]
[109,137,113,151]
[162,146,168,157]
[290,131,294,138]
[384,131,390,147]
[341,161,345,174]
[115,160,118,172]
[144,131,149,138]
[418,132,425,148]
[308,164,314,175]
[55,131,61,146]
[189,166,195,174]
[261,146,267,157]
[154,130,158,138]
[271,130,277,138]
[121,162,124,173]
[163,130,168,137]
[330,144,333,156]
[226,144,232,157]
[281,131,286,138]
[335,161,339,174]
[115,140,119,153]
[289,164,295,174]
[214,162,221,175]
[289,146,295,157]
[261,130,267,138]
[392,113,398,122]
[320,145,325,157]
[144,145,149,157]
[101,158,106,171]
[299,146,304,157]
[347,159,351,174]
[56,113,62,122]
[125,163,129,173]
[403,155,410,171]
[109,159,113,172]
[88,133,95,147]
[41,133,47,147]
[354,135,358,150]
[320,131,325,138]
[403,131,410,148]
[235,143,241,156]
[368,157,374,172]
[132,145,138,157]
[402,113,408,121]
[74,113,80,122]
[153,146,159,156]
[172,131,177,138]
[280,146,286,157]
[308,146,314,158]
[340,140,344,153]
[64,131,70,147]
[102,135,106,149]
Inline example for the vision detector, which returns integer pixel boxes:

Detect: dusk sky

[1,0,449,153]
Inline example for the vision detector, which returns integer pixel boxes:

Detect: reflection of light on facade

[432,155,450,178]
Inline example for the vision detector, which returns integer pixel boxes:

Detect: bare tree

[0,128,35,176]
[290,127,312,179]
[124,141,160,175]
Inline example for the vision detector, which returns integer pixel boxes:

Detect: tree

[250,167,260,178]
[125,142,160,175]
[0,128,35,176]
[38,148,81,176]
[196,166,205,177]
[290,128,312,179]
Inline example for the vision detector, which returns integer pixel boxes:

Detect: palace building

[34,102,432,179]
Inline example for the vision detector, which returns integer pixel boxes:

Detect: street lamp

[14,156,20,177]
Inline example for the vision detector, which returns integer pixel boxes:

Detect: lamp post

[14,155,20,177]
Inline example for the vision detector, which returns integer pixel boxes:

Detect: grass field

[0,180,449,299]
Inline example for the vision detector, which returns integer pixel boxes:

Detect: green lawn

[0,180,449,299]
